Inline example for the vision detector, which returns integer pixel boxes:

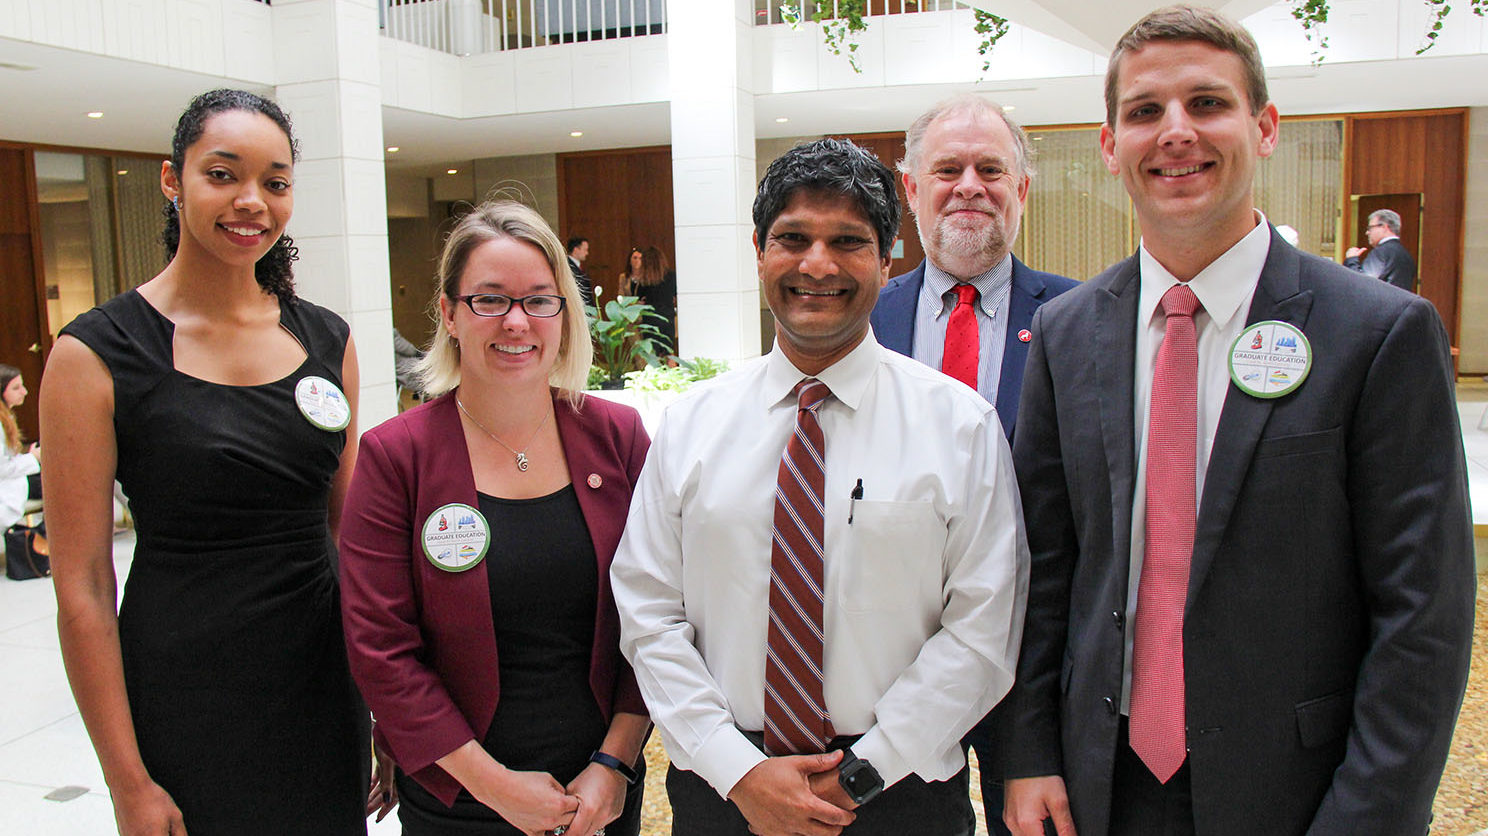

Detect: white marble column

[272,0,397,429]
[668,0,763,362]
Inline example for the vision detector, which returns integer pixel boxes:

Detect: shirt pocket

[837,499,945,614]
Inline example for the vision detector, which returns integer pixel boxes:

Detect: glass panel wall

[1011,118,1344,280]
[34,151,163,338]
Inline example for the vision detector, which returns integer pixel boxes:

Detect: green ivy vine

[973,9,1011,75]
[781,1,870,73]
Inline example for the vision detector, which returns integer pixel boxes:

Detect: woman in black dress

[629,247,676,355]
[43,89,370,836]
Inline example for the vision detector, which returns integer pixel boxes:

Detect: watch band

[589,750,640,784]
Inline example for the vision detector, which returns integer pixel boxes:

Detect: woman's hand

[468,764,579,836]
[366,740,398,822]
[112,778,187,836]
[563,762,629,836]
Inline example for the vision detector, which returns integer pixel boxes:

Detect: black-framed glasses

[454,293,566,318]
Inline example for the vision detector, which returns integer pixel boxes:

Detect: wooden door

[557,146,674,303]
[838,132,925,278]
[0,147,49,442]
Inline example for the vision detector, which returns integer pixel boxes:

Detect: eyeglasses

[1367,223,1387,230]
[454,294,566,318]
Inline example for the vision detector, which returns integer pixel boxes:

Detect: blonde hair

[413,201,593,403]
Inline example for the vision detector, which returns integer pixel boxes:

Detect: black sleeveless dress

[61,290,369,836]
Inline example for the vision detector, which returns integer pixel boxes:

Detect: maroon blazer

[339,391,650,806]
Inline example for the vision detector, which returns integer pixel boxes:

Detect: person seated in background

[0,364,41,532]
[340,199,651,836]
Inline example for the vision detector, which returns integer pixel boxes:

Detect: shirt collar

[1138,211,1271,332]
[763,328,880,413]
[924,254,1013,317]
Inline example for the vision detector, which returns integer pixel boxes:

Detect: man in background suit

[1003,7,1473,836]
[1344,208,1417,292]
[871,95,1077,442]
[870,94,1077,833]
[567,235,595,307]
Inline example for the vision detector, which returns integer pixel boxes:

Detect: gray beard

[918,212,1009,279]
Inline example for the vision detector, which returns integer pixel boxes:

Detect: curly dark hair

[161,88,300,302]
[753,138,900,259]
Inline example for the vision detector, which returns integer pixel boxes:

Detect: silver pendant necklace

[456,396,552,473]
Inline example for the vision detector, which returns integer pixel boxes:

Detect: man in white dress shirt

[611,138,1029,836]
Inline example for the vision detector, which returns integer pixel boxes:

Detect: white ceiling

[6,16,1488,175]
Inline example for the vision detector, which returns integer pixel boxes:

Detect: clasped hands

[727,750,858,836]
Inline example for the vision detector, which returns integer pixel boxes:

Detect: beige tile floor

[2,386,1485,835]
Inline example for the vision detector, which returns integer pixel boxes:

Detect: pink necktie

[1130,282,1201,784]
[941,284,980,389]
[763,379,836,755]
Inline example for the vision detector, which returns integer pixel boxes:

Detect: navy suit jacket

[1343,237,1416,293]
[870,256,1078,439]
[339,392,650,805]
[1002,227,1473,835]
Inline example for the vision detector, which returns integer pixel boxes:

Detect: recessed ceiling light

[1032,135,1043,141]
[446,169,459,175]
[116,169,128,175]
[386,146,400,153]
[1001,105,1015,112]
[775,117,789,123]
[569,131,583,138]
[86,111,104,119]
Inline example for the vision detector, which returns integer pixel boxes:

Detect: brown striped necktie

[763,378,836,755]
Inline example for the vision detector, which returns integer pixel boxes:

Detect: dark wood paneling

[1347,110,1466,346]
[838,132,925,277]
[558,146,674,307]
[0,148,47,439]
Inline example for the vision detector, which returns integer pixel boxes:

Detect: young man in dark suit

[1002,7,1474,836]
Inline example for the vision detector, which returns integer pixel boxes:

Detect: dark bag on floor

[5,524,49,580]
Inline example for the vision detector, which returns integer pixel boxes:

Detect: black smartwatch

[836,747,884,806]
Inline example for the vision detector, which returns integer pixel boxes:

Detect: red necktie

[941,284,980,389]
[764,379,836,755]
[1130,282,1202,784]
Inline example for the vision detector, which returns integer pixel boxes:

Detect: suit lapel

[996,258,1042,439]
[872,262,924,356]
[1097,258,1142,562]
[1188,231,1314,599]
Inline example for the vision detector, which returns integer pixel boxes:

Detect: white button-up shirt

[612,332,1029,798]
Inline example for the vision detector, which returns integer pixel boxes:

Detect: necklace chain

[455,396,551,473]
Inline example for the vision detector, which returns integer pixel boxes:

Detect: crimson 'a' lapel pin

[587,473,603,489]
[1018,329,1032,343]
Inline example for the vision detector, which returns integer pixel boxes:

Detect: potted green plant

[587,295,669,389]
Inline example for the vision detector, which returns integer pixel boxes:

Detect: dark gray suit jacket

[1003,227,1473,835]
[1343,237,1416,292]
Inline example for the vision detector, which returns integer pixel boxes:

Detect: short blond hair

[414,200,593,402]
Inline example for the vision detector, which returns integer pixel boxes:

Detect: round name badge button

[294,375,351,431]
[422,503,491,572]
[1228,320,1312,399]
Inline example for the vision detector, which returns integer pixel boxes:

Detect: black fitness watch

[836,747,884,806]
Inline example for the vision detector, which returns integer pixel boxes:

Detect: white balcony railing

[751,0,970,27]
[380,0,665,56]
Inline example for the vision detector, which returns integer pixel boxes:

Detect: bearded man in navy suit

[870,93,1077,833]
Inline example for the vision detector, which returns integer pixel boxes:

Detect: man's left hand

[807,766,857,811]
[1346,246,1367,259]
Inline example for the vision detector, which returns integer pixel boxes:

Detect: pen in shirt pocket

[848,478,863,524]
